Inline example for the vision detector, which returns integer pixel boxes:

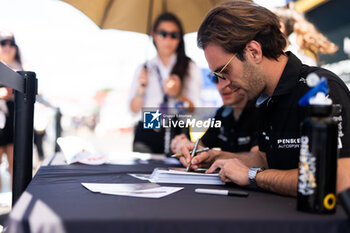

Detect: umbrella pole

[147,0,154,34]
[143,0,155,66]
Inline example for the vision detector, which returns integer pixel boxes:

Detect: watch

[248,166,265,188]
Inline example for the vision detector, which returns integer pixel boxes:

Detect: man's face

[204,43,265,100]
[216,77,245,106]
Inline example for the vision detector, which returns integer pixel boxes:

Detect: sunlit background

[0,0,219,135]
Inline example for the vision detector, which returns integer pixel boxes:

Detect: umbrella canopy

[62,0,227,34]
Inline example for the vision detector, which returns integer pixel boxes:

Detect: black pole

[12,71,37,206]
[55,108,62,152]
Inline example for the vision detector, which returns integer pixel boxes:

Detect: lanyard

[155,65,168,104]
[154,65,170,154]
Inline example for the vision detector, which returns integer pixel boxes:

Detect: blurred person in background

[0,30,22,191]
[34,101,49,161]
[129,13,202,154]
[171,74,259,155]
[272,6,338,66]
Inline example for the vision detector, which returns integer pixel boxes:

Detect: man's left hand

[206,158,250,186]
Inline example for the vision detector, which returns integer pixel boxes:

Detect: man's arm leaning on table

[256,157,350,196]
[204,150,299,196]
[203,150,350,197]
[255,169,298,196]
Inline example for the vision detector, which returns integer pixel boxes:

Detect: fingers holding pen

[191,148,219,169]
[179,143,193,167]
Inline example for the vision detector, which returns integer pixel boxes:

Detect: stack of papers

[130,168,225,185]
[82,183,183,198]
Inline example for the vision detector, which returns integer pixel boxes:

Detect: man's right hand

[171,134,190,153]
[179,144,219,170]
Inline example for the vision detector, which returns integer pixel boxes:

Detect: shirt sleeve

[201,126,220,148]
[200,108,221,148]
[250,130,260,148]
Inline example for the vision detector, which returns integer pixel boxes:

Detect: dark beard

[243,61,265,100]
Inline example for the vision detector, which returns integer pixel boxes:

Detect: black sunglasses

[0,40,16,47]
[157,30,180,39]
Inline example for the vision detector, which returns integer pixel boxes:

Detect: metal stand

[12,71,37,205]
[0,62,37,206]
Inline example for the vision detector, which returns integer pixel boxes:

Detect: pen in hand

[186,139,200,172]
[170,147,209,158]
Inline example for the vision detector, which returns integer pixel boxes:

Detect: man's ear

[245,40,263,64]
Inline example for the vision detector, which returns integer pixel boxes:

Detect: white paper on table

[82,183,159,192]
[128,173,151,181]
[100,186,184,198]
[81,183,183,198]
[129,167,225,185]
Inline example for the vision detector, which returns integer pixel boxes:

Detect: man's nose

[217,76,231,90]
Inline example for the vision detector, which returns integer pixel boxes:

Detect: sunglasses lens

[208,74,218,84]
[0,40,15,47]
[170,32,179,39]
[157,31,180,39]
[158,31,167,38]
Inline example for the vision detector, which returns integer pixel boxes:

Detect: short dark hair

[197,0,286,61]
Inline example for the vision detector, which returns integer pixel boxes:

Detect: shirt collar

[256,52,302,107]
[271,51,303,97]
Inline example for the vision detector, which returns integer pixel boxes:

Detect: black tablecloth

[7,157,350,233]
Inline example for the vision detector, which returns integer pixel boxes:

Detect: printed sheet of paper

[82,183,183,198]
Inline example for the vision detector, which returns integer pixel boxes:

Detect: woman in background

[129,13,202,154]
[273,7,338,66]
[0,30,22,191]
